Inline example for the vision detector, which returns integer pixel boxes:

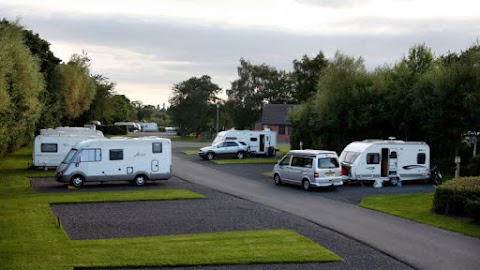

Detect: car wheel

[207,152,214,160]
[236,151,244,159]
[274,174,282,185]
[302,179,311,191]
[134,175,147,186]
[71,175,84,187]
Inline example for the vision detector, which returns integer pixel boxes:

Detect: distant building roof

[261,104,296,125]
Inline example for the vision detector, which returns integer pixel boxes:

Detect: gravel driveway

[31,177,412,270]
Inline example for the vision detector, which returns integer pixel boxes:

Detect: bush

[465,199,480,222]
[433,177,480,218]
[97,125,128,135]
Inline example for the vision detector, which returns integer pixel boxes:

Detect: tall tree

[0,21,44,154]
[291,51,329,103]
[168,75,220,136]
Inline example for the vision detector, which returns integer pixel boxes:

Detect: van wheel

[302,179,311,191]
[134,175,147,186]
[274,174,282,185]
[236,151,244,159]
[71,175,84,187]
[206,152,215,160]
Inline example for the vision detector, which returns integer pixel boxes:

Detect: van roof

[287,149,338,156]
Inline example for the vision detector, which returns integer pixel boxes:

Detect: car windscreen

[318,157,339,168]
[341,151,360,164]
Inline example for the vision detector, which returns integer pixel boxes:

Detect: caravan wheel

[389,177,399,186]
[134,175,147,186]
[71,175,84,187]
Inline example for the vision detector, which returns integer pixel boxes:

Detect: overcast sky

[2,0,479,107]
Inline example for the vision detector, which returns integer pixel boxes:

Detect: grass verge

[1,146,342,269]
[360,193,480,238]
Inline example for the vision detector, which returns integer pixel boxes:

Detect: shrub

[433,177,480,218]
[97,125,128,135]
[465,199,480,222]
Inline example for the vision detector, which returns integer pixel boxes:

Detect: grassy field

[0,147,342,269]
[360,193,480,238]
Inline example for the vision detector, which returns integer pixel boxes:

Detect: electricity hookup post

[215,103,220,134]
[454,156,461,178]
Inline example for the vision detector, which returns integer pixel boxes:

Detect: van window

[152,142,162,153]
[366,153,380,164]
[41,143,57,153]
[304,158,313,168]
[78,149,101,162]
[342,151,360,164]
[291,157,304,167]
[417,153,426,164]
[109,149,123,160]
[279,155,291,166]
[318,158,339,168]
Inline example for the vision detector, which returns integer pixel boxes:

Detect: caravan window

[109,149,123,160]
[342,151,360,164]
[250,137,258,142]
[152,142,162,153]
[366,153,380,164]
[417,153,426,164]
[78,149,101,162]
[41,143,58,153]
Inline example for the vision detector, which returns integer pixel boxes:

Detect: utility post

[215,103,220,134]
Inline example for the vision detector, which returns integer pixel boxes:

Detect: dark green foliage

[433,177,480,219]
[465,199,480,222]
[97,125,128,135]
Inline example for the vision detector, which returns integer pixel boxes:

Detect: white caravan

[212,128,277,156]
[56,137,172,187]
[139,122,158,132]
[339,139,430,185]
[32,128,104,168]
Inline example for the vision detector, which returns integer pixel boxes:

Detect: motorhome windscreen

[318,158,339,168]
[62,149,77,164]
[342,151,360,164]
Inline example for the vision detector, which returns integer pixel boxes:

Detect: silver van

[272,150,343,191]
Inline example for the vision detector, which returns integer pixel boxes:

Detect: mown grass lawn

[360,193,480,238]
[1,147,342,269]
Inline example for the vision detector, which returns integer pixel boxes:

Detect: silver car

[199,140,249,160]
[273,150,343,191]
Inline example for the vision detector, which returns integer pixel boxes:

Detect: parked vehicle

[272,150,343,191]
[32,127,104,168]
[114,122,140,132]
[139,122,158,132]
[212,128,277,156]
[199,140,249,160]
[56,137,172,187]
[339,139,431,185]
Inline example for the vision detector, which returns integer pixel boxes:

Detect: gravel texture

[31,177,413,270]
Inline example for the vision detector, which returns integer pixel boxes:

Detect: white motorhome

[212,129,277,156]
[32,128,104,168]
[339,139,430,185]
[56,137,172,187]
[139,122,158,132]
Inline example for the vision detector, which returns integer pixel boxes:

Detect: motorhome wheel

[134,175,147,186]
[273,174,282,185]
[71,175,84,187]
[302,179,311,191]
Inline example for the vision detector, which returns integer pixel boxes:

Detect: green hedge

[97,125,128,135]
[433,177,480,219]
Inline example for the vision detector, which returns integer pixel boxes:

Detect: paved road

[172,152,480,270]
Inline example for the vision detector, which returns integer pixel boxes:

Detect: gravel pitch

[31,177,414,270]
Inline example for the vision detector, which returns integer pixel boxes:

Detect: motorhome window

[417,153,426,164]
[109,149,123,160]
[152,142,162,153]
[304,158,313,168]
[225,137,237,141]
[62,149,77,163]
[342,151,360,164]
[279,125,286,135]
[79,149,101,162]
[366,153,380,164]
[250,138,258,142]
[390,151,398,158]
[41,143,57,153]
[318,158,339,168]
[291,157,304,167]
